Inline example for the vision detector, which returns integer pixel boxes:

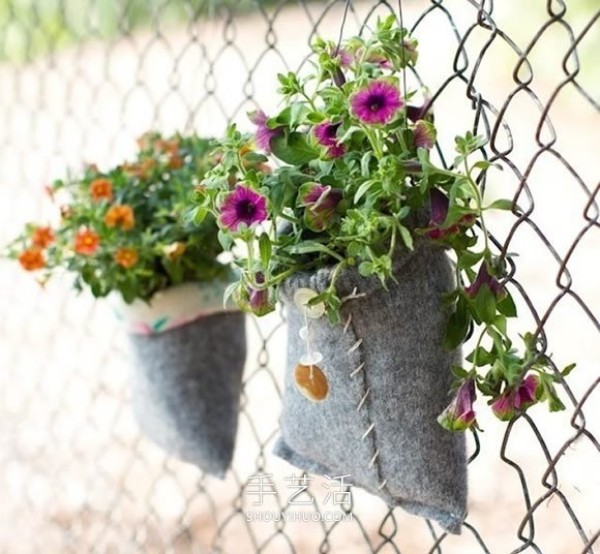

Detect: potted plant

[192,17,574,531]
[7,132,247,477]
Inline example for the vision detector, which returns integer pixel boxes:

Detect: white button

[300,351,323,366]
[293,288,326,319]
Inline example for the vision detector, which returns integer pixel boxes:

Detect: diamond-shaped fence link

[0,0,598,552]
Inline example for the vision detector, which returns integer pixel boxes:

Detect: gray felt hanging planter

[114,279,246,477]
[273,243,467,533]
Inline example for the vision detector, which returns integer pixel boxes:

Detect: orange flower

[90,178,113,202]
[122,159,155,179]
[156,138,180,155]
[163,242,186,261]
[105,204,135,230]
[114,247,138,268]
[167,154,184,169]
[31,226,55,248]
[136,132,155,151]
[74,228,100,255]
[18,248,45,271]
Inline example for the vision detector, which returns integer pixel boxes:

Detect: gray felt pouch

[116,280,246,477]
[273,244,467,533]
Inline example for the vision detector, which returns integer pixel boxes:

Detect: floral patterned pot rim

[112,278,237,335]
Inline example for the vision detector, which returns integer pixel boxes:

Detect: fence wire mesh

[0,0,599,552]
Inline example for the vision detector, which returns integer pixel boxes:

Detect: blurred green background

[0,0,597,65]
[0,0,276,63]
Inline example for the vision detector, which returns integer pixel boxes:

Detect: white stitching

[350,362,365,377]
[377,479,388,490]
[356,388,370,411]
[368,450,380,468]
[347,338,363,354]
[361,422,375,440]
[342,313,353,334]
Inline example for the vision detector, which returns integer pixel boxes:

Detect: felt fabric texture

[128,311,246,477]
[273,244,467,533]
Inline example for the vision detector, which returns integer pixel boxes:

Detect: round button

[293,288,326,319]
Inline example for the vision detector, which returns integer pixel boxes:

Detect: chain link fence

[0,0,599,552]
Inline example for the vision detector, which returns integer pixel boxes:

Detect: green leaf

[287,241,344,262]
[354,180,378,203]
[361,152,374,177]
[443,296,471,350]
[218,229,233,250]
[474,285,497,324]
[493,314,507,335]
[337,125,363,144]
[497,292,517,318]
[358,261,374,276]
[451,365,469,379]
[456,250,484,270]
[466,346,493,367]
[271,132,320,165]
[223,281,240,308]
[259,232,272,268]
[561,363,577,377]
[192,207,208,225]
[486,198,515,211]
[242,152,269,164]
[473,160,493,171]
[398,225,414,250]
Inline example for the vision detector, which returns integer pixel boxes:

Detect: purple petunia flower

[314,121,339,147]
[437,379,478,432]
[465,263,505,299]
[491,375,539,421]
[297,182,343,232]
[314,121,345,159]
[249,110,281,152]
[219,185,268,231]
[351,80,404,125]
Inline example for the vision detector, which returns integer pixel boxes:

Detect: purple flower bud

[413,120,436,150]
[491,374,540,421]
[297,182,343,232]
[514,374,539,410]
[465,263,505,299]
[437,379,478,432]
[248,273,275,316]
[424,188,476,241]
[329,47,351,87]
[407,96,432,123]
